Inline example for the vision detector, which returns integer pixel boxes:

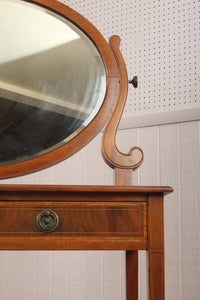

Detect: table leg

[148,193,165,300]
[148,250,165,300]
[126,250,138,300]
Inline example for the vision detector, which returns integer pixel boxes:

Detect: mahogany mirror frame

[0,0,119,179]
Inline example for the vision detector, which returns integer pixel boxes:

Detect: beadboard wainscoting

[0,120,199,300]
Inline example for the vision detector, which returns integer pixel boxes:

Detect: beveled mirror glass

[0,0,107,165]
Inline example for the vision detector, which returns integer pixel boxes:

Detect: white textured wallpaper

[67,0,200,118]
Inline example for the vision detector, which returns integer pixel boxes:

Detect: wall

[0,120,199,300]
[0,0,199,299]
[67,0,200,126]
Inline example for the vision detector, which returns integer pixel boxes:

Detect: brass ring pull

[36,210,59,232]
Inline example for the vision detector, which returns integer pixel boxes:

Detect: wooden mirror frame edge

[0,0,119,179]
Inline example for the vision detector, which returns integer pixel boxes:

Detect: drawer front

[0,202,147,239]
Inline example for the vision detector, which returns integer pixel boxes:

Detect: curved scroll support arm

[102,35,144,170]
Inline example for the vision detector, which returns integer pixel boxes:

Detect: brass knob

[36,210,59,232]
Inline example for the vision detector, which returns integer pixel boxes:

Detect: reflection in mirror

[0,0,106,164]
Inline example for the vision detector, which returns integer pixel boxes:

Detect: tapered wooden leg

[148,250,165,300]
[115,168,138,299]
[126,250,138,300]
[148,194,165,300]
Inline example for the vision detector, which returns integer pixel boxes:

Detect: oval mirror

[0,0,119,178]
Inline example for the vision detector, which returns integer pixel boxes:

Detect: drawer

[0,202,147,239]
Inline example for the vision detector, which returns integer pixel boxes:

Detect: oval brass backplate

[36,210,59,232]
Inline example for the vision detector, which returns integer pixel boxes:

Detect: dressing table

[0,1,172,299]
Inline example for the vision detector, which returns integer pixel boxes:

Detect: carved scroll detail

[102,35,144,170]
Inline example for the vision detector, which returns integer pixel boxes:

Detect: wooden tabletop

[0,184,173,193]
